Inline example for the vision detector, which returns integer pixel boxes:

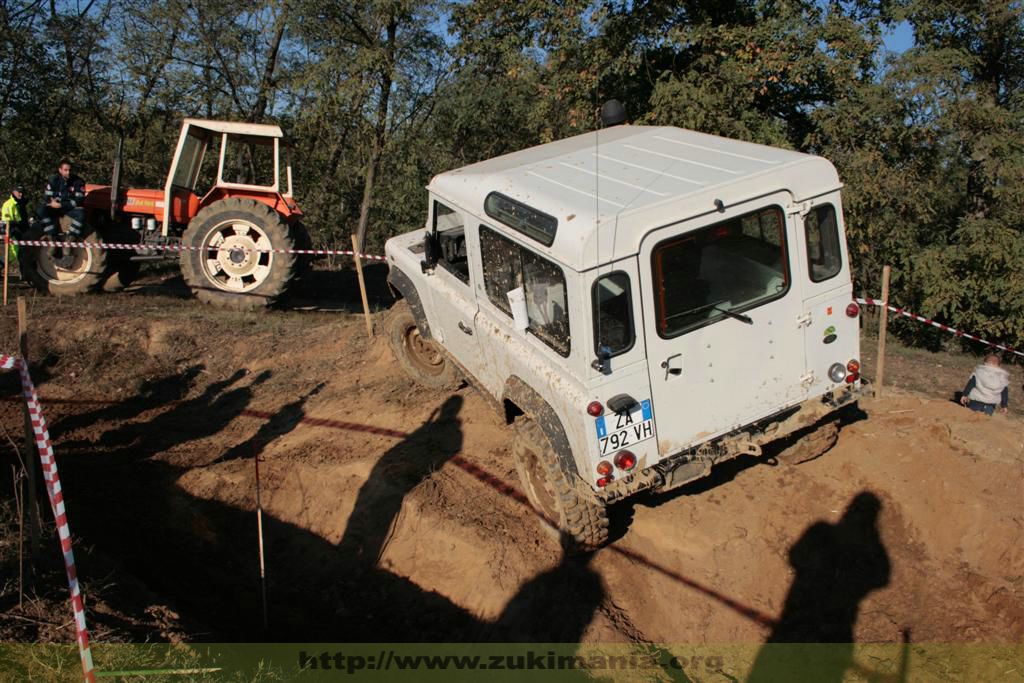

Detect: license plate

[595,400,655,456]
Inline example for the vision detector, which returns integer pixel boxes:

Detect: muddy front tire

[19,226,109,296]
[776,420,839,465]
[180,198,296,310]
[512,418,609,551]
[386,301,461,389]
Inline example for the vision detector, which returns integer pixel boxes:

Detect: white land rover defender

[384,125,861,549]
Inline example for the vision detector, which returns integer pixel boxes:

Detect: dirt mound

[1,289,1022,655]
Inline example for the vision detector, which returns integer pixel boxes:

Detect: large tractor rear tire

[19,223,109,296]
[180,198,297,310]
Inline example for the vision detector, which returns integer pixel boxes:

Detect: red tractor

[21,119,311,309]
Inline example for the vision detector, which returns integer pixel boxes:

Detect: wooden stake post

[351,234,374,339]
[875,265,891,397]
[17,297,40,559]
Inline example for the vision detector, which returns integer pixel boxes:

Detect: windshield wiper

[713,305,753,325]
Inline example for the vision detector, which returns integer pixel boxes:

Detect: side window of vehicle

[480,225,571,357]
[434,201,470,285]
[592,272,635,357]
[804,204,842,283]
[652,206,789,337]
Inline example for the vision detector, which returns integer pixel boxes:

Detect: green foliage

[0,0,1020,352]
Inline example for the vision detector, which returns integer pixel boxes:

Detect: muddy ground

[0,266,1021,667]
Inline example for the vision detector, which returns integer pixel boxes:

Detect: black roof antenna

[600,99,626,127]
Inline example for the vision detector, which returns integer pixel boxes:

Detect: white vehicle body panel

[388,125,858,492]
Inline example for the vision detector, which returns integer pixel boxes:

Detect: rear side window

[652,206,789,337]
[484,192,558,246]
[481,226,570,357]
[593,272,634,357]
[804,204,842,282]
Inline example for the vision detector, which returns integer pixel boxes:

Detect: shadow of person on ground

[49,365,204,439]
[337,394,464,566]
[208,382,326,465]
[60,369,271,462]
[747,491,891,682]
[486,534,603,643]
[46,387,612,645]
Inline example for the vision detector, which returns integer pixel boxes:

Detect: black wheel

[19,223,108,296]
[180,198,297,310]
[776,420,839,465]
[386,301,461,389]
[512,418,609,551]
[103,258,142,292]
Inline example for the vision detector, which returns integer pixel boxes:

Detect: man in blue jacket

[36,159,88,239]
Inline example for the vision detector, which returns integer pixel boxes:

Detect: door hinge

[800,371,815,387]
[796,312,812,328]
[786,201,812,217]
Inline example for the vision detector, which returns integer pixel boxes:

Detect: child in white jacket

[960,354,1010,415]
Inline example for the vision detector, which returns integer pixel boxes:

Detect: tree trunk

[354,18,397,253]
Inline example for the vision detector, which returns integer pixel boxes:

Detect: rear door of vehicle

[639,193,808,454]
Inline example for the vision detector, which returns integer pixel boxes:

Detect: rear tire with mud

[776,420,839,465]
[386,301,461,389]
[19,223,109,296]
[180,198,296,310]
[512,417,609,551]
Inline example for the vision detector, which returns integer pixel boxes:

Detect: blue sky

[882,20,915,54]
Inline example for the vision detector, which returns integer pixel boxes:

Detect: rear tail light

[587,401,604,417]
[614,450,637,471]
[596,476,613,488]
[847,359,860,373]
[846,302,860,318]
[828,363,847,383]
[845,373,860,384]
[596,461,613,476]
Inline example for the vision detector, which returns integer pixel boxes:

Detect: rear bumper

[599,384,860,502]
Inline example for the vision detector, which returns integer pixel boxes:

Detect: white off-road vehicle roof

[429,125,842,270]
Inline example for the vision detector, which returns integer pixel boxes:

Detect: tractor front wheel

[180,198,297,310]
[19,223,109,296]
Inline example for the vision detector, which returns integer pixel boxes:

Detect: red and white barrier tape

[9,238,387,261]
[857,298,1023,360]
[1,353,95,683]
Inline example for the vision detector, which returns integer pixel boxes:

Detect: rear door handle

[660,353,682,379]
[458,321,473,336]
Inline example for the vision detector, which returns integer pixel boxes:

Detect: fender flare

[386,265,432,340]
[502,376,579,479]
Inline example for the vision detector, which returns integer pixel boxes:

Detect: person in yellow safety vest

[1,184,30,260]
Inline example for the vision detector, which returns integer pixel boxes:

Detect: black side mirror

[420,231,439,273]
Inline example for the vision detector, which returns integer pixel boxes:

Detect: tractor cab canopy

[164,118,292,230]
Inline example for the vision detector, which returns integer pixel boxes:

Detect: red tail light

[614,450,637,471]
[596,461,613,476]
[845,373,859,383]
[846,302,860,318]
[847,359,860,373]
[597,476,613,488]
[587,401,604,417]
